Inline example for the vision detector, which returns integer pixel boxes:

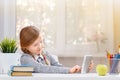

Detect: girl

[20,26,92,73]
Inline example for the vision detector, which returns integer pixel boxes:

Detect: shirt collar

[34,54,44,61]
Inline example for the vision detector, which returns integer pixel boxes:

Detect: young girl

[20,26,92,73]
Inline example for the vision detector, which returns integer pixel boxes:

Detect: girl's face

[26,36,44,55]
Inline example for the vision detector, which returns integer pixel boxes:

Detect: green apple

[96,64,108,76]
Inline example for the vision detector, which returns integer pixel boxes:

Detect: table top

[0,73,120,80]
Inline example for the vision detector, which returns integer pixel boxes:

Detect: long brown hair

[20,26,40,54]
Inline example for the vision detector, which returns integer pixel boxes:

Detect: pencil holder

[108,59,120,74]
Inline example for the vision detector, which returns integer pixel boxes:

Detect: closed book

[8,71,32,76]
[10,65,34,72]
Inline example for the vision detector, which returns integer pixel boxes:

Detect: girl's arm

[45,51,63,67]
[20,53,70,73]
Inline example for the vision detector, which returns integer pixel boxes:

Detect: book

[8,71,32,76]
[10,65,34,72]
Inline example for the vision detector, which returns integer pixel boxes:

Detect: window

[16,0,114,56]
[16,0,57,48]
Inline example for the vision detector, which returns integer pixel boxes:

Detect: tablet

[81,55,93,74]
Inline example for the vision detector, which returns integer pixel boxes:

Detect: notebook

[81,55,93,74]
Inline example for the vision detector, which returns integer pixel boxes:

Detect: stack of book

[8,65,34,76]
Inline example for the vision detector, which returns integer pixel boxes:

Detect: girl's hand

[69,65,81,73]
[88,60,94,72]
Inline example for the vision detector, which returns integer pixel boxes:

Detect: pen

[118,45,120,54]
[106,50,113,73]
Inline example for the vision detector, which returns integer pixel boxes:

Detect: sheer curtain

[16,0,114,57]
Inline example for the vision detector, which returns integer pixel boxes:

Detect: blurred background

[0,0,120,72]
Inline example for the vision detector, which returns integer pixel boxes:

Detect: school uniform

[20,50,70,73]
